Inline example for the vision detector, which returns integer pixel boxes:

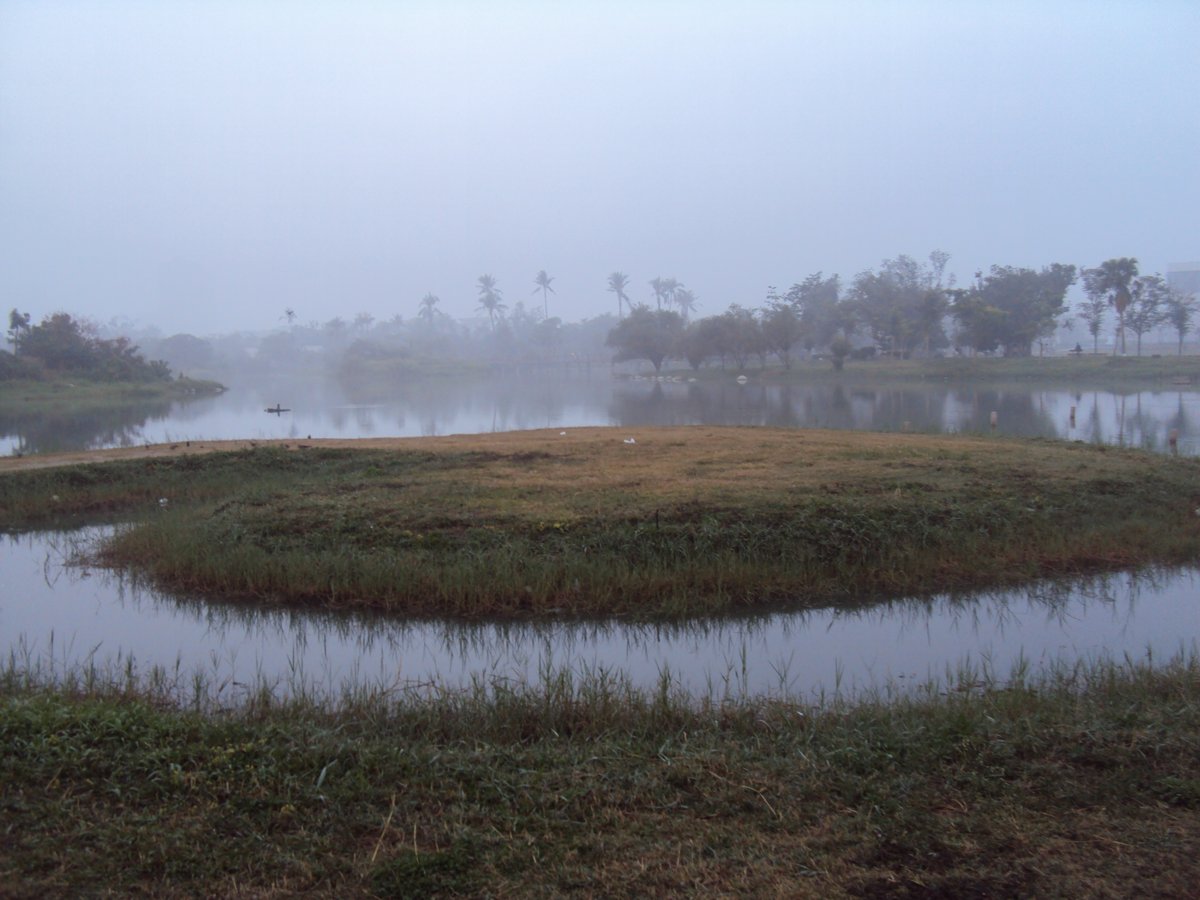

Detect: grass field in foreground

[2,655,1198,897]
[2,426,1198,618]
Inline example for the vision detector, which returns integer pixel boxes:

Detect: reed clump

[2,427,1198,617]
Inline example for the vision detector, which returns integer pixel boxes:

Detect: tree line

[604,253,1198,373]
[3,310,172,382]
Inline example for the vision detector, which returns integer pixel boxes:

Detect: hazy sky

[2,1,1197,336]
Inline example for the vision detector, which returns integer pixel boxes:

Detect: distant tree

[716,305,763,370]
[417,293,440,324]
[761,300,804,369]
[1125,274,1169,356]
[1164,286,1198,356]
[605,307,684,372]
[155,333,215,372]
[476,274,506,332]
[680,318,719,369]
[7,309,31,354]
[282,307,297,327]
[353,312,375,332]
[13,312,170,381]
[849,254,950,357]
[607,272,631,318]
[648,277,669,311]
[1076,292,1109,354]
[648,276,682,312]
[1082,257,1138,355]
[950,264,1077,356]
[20,312,98,371]
[829,334,852,371]
[783,273,847,351]
[532,270,555,319]
[673,287,699,322]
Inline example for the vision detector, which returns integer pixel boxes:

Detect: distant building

[1167,262,1200,295]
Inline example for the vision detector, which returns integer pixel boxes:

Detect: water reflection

[4,374,1198,456]
[4,529,1196,702]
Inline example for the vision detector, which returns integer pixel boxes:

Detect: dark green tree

[950,264,1077,356]
[605,307,684,372]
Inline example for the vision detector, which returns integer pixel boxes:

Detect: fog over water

[2,2,1197,335]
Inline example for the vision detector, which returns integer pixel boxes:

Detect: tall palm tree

[607,272,631,317]
[417,293,440,324]
[649,277,668,311]
[673,287,698,322]
[1082,258,1138,355]
[532,270,555,319]
[476,274,505,331]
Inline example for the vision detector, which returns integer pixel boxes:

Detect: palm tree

[1082,258,1138,355]
[651,276,680,313]
[417,293,440,324]
[476,274,506,331]
[649,277,668,311]
[673,287,698,322]
[607,272,631,317]
[532,270,555,318]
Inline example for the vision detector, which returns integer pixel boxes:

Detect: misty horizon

[2,2,1197,336]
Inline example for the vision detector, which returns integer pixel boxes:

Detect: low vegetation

[0,375,223,409]
[2,427,1197,618]
[2,653,1199,896]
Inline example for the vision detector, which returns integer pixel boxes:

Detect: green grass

[3,427,1199,618]
[2,653,1198,896]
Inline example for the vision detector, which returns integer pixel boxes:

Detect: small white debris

[736,375,748,384]
[158,497,169,508]
[51,494,59,502]
[560,431,567,436]
[623,438,636,444]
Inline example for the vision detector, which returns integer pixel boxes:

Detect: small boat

[265,405,291,414]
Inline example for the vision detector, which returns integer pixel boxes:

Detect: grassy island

[2,426,1198,618]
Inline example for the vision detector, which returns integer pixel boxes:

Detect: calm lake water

[4,529,1197,702]
[5,375,1198,701]
[4,373,1200,455]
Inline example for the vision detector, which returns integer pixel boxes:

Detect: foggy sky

[2,1,1197,336]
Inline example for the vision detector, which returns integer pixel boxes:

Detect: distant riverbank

[662,352,1200,386]
[0,376,224,413]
